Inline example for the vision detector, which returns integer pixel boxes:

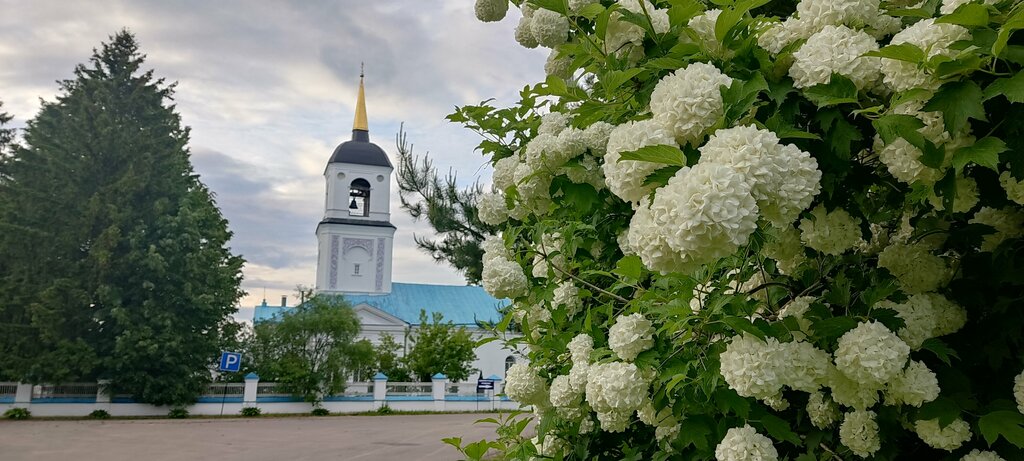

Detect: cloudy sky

[0,1,546,320]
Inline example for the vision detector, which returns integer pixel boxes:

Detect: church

[254,73,517,381]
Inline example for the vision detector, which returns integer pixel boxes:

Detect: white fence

[0,374,516,417]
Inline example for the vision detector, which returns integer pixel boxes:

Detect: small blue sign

[476,379,494,391]
[219,351,242,372]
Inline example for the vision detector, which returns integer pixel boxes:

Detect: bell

[349,198,359,209]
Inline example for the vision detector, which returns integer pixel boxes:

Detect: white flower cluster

[608,313,655,361]
[970,206,1024,251]
[878,137,941,185]
[940,0,998,15]
[478,192,508,226]
[928,175,980,213]
[880,19,971,92]
[877,242,951,294]
[636,401,680,442]
[604,0,669,59]
[567,334,593,391]
[840,409,881,457]
[714,425,779,461]
[720,334,830,400]
[548,374,581,408]
[915,418,972,451]
[552,281,581,316]
[492,156,519,190]
[603,119,676,204]
[790,25,880,90]
[878,294,966,350]
[764,226,808,274]
[531,232,564,278]
[1015,369,1024,414]
[529,8,570,48]
[834,321,910,387]
[999,171,1024,205]
[697,125,822,226]
[545,49,573,79]
[687,9,725,56]
[482,237,528,299]
[649,62,733,146]
[799,205,863,255]
[807,391,840,429]
[886,360,940,407]
[504,363,548,406]
[474,0,508,22]
[779,296,815,336]
[962,450,1008,461]
[757,0,896,55]
[585,361,649,432]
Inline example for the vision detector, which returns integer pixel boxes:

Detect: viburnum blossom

[568,363,589,393]
[962,450,1008,461]
[780,340,831,392]
[999,171,1024,205]
[643,162,760,272]
[757,20,804,55]
[915,418,972,451]
[698,125,821,226]
[687,9,725,55]
[539,111,570,136]
[877,137,941,185]
[567,333,594,365]
[829,366,881,410]
[481,241,528,299]
[552,281,581,315]
[928,175,980,213]
[581,121,614,155]
[474,0,508,22]
[834,321,910,386]
[941,0,998,15]
[779,296,815,335]
[531,232,564,278]
[545,49,572,79]
[794,0,881,34]
[925,293,968,337]
[807,392,840,429]
[604,0,669,57]
[799,205,863,255]
[969,206,1024,251]
[492,156,519,191]
[714,425,779,461]
[549,375,581,408]
[877,242,951,295]
[529,8,570,48]
[880,19,971,92]
[625,196,693,274]
[840,410,881,457]
[764,226,808,274]
[504,363,548,406]
[585,362,649,430]
[478,192,508,226]
[1015,369,1024,414]
[568,0,598,14]
[879,297,937,350]
[514,5,539,49]
[790,25,880,89]
[649,62,732,145]
[608,313,655,361]
[720,333,785,399]
[602,119,676,204]
[886,360,940,407]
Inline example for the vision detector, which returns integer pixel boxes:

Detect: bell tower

[315,68,396,295]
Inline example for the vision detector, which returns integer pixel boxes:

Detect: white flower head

[1015,369,1024,414]
[608,313,655,362]
[474,0,509,22]
[530,8,570,48]
[962,449,1008,461]
[800,205,864,256]
[807,391,840,429]
[834,321,910,386]
[999,171,1024,205]
[878,137,941,185]
[603,119,676,204]
[553,281,581,315]
[829,366,881,410]
[482,250,528,299]
[886,360,940,407]
[840,409,881,457]
[720,333,786,400]
[492,156,520,191]
[504,363,548,406]
[549,375,581,408]
[970,207,1024,251]
[478,192,509,226]
[714,424,779,461]
[765,226,808,274]
[585,362,649,415]
[567,333,594,365]
[649,62,733,146]
[514,8,539,49]
[915,418,972,451]
[881,19,971,92]
[878,242,951,295]
[790,25,881,90]
[780,340,831,392]
[941,0,998,15]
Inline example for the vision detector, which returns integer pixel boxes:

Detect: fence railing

[0,382,17,396]
[386,382,432,396]
[203,383,244,397]
[341,381,372,396]
[33,383,98,400]
[446,382,480,395]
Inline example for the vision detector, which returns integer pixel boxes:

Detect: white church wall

[315,226,394,294]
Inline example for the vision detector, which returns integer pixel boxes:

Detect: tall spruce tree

[0,31,244,405]
[0,100,13,154]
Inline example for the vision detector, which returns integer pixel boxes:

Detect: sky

[0,1,547,321]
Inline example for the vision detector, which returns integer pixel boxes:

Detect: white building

[254,72,518,381]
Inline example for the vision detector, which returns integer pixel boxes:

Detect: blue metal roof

[252,282,509,326]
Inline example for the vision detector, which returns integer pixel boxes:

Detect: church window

[354,263,360,275]
[505,356,516,373]
[348,178,371,217]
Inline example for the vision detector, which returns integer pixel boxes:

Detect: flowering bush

[450,0,1024,460]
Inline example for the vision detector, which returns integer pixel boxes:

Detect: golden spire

[353,63,368,132]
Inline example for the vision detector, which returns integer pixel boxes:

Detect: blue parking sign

[219,351,242,372]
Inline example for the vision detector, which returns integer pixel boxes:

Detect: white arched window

[348,178,370,217]
[504,356,516,373]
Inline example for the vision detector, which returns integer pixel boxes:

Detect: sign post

[217,351,243,416]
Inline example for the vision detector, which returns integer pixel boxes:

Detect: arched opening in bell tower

[348,178,371,217]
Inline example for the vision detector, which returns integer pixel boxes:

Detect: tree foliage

[0,100,13,156]
[247,295,362,403]
[374,332,413,382]
[453,1,1024,460]
[405,310,478,382]
[0,31,244,406]
[395,128,496,284]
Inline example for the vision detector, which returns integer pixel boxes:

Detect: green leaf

[462,439,491,460]
[935,3,990,27]
[714,388,751,418]
[811,316,858,341]
[994,12,1024,57]
[613,255,644,280]
[920,338,959,366]
[803,74,859,107]
[918,397,961,427]
[642,165,683,188]
[873,114,925,146]
[979,411,1024,448]
[678,417,713,450]
[721,317,767,340]
[714,0,770,42]
[576,2,605,19]
[618,145,687,166]
[863,43,926,63]
[602,68,644,97]
[924,81,987,134]
[531,0,567,15]
[758,411,802,446]
[984,72,1024,103]
[722,73,768,123]
[952,137,1006,171]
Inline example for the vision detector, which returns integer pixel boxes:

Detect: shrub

[167,407,189,419]
[310,407,330,417]
[376,405,393,415]
[88,409,111,419]
[239,407,262,417]
[3,408,30,420]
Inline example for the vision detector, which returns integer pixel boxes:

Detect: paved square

[0,413,509,460]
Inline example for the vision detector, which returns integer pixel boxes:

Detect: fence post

[431,373,447,411]
[243,373,259,409]
[14,382,32,408]
[95,379,112,413]
[372,373,387,409]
